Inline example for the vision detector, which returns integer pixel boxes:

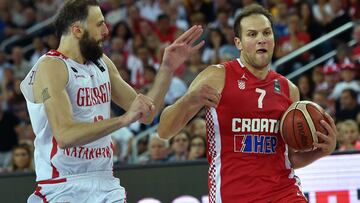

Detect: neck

[239,56,269,80]
[57,36,85,64]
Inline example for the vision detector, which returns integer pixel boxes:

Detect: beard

[79,31,103,62]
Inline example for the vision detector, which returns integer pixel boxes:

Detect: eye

[264,31,271,36]
[248,32,256,37]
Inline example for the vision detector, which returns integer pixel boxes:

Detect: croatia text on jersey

[232,118,280,154]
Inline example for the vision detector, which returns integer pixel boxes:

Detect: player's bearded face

[79,30,103,62]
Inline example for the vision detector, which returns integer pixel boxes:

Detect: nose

[102,23,109,38]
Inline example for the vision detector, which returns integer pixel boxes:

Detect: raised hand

[187,84,221,108]
[123,94,155,124]
[162,25,205,72]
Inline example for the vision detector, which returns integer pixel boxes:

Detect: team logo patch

[238,80,246,89]
[274,79,280,94]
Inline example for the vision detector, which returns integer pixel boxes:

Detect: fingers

[174,25,198,44]
[176,25,203,46]
[191,40,205,52]
[187,26,204,45]
[200,85,221,107]
[137,94,155,116]
[324,112,336,130]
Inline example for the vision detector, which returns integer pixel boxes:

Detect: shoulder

[286,78,299,102]
[189,64,225,92]
[35,56,69,89]
[37,56,68,77]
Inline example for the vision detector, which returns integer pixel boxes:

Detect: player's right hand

[123,94,155,124]
[187,84,221,108]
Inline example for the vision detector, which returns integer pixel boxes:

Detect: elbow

[157,125,172,139]
[53,130,73,149]
[56,138,70,149]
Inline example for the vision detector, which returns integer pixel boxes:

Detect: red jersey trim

[37,178,67,185]
[50,137,60,178]
[46,49,68,59]
[34,186,48,203]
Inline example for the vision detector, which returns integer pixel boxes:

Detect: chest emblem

[237,74,247,90]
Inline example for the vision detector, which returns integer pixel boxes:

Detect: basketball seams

[291,102,302,150]
[296,102,318,147]
[280,102,297,146]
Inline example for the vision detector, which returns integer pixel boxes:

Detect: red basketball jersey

[205,59,304,202]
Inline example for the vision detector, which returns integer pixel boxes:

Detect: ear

[70,22,84,39]
[234,37,242,51]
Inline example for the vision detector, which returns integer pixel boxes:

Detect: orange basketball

[280,101,329,151]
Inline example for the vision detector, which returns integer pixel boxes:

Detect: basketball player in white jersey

[20,0,204,202]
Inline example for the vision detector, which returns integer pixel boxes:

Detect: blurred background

[0,0,360,202]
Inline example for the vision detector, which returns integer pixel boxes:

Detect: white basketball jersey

[20,50,113,182]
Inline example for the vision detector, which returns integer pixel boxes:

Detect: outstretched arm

[108,25,205,124]
[287,80,337,169]
[158,66,224,139]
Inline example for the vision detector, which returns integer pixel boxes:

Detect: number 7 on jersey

[255,88,266,109]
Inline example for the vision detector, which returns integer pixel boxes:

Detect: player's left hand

[161,25,204,72]
[313,113,337,156]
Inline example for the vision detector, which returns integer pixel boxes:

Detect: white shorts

[27,171,126,203]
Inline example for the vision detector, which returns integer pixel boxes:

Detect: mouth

[256,49,268,54]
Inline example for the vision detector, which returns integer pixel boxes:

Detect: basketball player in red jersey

[21,0,204,202]
[158,4,337,202]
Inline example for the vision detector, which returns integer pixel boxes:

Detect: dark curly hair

[53,0,99,37]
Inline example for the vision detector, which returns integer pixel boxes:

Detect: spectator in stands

[297,74,314,100]
[209,8,232,30]
[35,0,62,21]
[188,135,206,160]
[337,119,360,151]
[168,130,190,162]
[2,68,16,103]
[312,0,332,25]
[45,34,59,50]
[11,0,27,28]
[139,134,168,163]
[0,50,10,83]
[111,21,133,52]
[104,0,123,26]
[10,46,30,79]
[137,0,163,23]
[272,2,289,39]
[30,37,48,66]
[318,59,340,95]
[275,13,311,74]
[111,126,134,163]
[22,7,37,29]
[336,88,360,122]
[351,21,360,63]
[183,0,215,24]
[0,94,20,168]
[325,0,352,46]
[313,90,335,116]
[139,20,160,54]
[329,58,360,101]
[10,143,33,172]
[154,14,178,43]
[188,117,206,138]
[127,5,152,35]
[297,0,326,58]
[201,28,227,64]
[182,52,206,86]
[312,66,325,92]
[0,9,25,40]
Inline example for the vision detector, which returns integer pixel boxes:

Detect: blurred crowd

[1,0,360,173]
